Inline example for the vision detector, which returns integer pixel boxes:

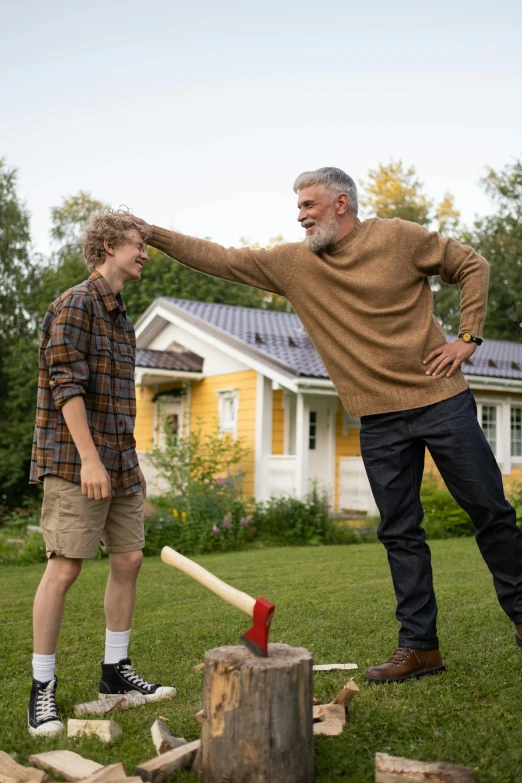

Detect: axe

[161,546,275,657]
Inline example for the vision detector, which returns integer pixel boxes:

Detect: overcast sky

[2,0,521,258]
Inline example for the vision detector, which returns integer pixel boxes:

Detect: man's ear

[336,193,349,216]
[103,239,115,256]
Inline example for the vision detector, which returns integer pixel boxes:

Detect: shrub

[420,477,474,539]
[508,482,522,527]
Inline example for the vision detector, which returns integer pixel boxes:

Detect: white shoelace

[36,681,59,721]
[121,664,154,691]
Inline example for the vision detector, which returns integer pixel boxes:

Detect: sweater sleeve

[398,219,490,339]
[148,227,301,297]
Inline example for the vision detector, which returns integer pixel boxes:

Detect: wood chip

[312,703,346,736]
[135,740,200,783]
[312,697,324,705]
[75,763,127,783]
[313,704,346,725]
[313,663,358,671]
[28,753,103,782]
[67,719,122,743]
[193,663,205,671]
[375,752,476,782]
[74,692,146,717]
[313,720,344,736]
[194,709,204,724]
[331,679,360,707]
[0,753,53,783]
[150,720,187,754]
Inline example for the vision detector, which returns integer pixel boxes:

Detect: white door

[156,395,186,449]
[306,397,336,500]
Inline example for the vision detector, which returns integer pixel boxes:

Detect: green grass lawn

[1,539,521,782]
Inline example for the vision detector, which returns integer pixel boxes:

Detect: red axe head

[239,597,275,657]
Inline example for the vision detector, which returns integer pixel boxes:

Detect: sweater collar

[327,218,363,254]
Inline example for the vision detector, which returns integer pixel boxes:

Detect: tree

[0,159,33,342]
[359,159,433,226]
[462,159,522,341]
[0,160,39,505]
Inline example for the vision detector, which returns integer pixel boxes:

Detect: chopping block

[196,643,314,783]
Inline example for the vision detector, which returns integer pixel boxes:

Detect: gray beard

[304,211,339,252]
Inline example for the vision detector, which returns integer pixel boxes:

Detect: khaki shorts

[41,475,145,559]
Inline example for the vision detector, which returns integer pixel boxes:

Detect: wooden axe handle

[161,546,256,617]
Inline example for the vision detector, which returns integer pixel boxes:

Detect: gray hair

[293,167,358,215]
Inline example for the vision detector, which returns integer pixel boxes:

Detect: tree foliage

[359,159,433,226]
[462,159,522,341]
[0,161,39,504]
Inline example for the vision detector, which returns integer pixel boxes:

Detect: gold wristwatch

[458,331,483,346]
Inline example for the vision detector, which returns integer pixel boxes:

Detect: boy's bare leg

[104,551,143,631]
[33,556,82,654]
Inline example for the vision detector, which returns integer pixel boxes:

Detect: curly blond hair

[81,209,148,272]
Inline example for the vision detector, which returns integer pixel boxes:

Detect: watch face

[462,332,472,342]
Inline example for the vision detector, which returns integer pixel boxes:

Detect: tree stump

[197,644,314,783]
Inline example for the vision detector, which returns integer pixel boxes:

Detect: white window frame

[216,389,239,439]
[510,404,522,465]
[475,395,512,474]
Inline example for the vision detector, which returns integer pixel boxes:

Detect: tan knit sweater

[149,217,489,416]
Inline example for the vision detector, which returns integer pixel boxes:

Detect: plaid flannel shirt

[30,270,142,494]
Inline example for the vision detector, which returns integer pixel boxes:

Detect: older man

[134,167,522,682]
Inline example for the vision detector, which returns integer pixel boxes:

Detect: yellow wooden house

[134,297,522,512]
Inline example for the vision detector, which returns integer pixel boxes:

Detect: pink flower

[212,525,220,535]
[240,517,251,526]
[222,513,232,528]
[216,476,225,486]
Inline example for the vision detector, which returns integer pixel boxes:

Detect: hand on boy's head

[130,215,152,238]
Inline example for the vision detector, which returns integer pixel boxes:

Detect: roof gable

[163,298,329,378]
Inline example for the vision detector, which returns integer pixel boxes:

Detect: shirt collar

[89,270,127,314]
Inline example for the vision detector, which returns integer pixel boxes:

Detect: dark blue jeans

[360,388,522,650]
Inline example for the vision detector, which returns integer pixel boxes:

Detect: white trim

[255,374,273,500]
[467,375,522,393]
[135,367,204,385]
[294,392,308,499]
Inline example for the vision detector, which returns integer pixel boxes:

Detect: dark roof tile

[136,348,203,372]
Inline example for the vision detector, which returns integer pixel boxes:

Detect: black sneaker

[99,658,176,702]
[28,676,64,736]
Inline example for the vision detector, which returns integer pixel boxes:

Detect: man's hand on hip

[81,454,111,500]
[423,340,477,378]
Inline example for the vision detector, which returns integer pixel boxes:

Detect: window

[512,407,522,458]
[309,411,317,450]
[481,406,497,454]
[217,390,239,437]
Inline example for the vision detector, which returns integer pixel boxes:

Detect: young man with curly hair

[28,211,176,737]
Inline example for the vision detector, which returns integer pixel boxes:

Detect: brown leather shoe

[365,647,446,684]
[515,625,522,648]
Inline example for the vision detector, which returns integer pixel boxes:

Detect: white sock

[32,653,56,683]
[104,629,130,664]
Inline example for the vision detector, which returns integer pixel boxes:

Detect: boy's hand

[139,467,147,498]
[81,454,111,500]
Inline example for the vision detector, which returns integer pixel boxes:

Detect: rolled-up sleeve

[45,293,92,409]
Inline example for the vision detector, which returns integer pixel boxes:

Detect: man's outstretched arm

[131,216,301,297]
